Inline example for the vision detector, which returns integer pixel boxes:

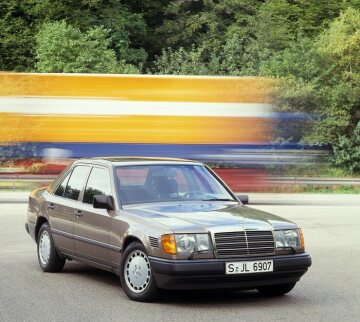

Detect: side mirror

[93,195,115,210]
[237,194,249,205]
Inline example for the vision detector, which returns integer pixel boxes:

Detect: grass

[0,181,46,191]
[263,185,360,194]
[266,164,359,178]
[0,182,31,187]
[298,185,360,194]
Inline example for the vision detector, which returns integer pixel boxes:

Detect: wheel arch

[35,216,49,242]
[122,235,144,252]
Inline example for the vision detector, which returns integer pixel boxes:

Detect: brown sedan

[26,157,311,301]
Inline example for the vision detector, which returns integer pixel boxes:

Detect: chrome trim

[213,230,276,258]
[51,228,73,239]
[51,228,121,252]
[75,234,121,252]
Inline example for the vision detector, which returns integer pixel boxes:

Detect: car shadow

[156,289,295,306]
[61,261,121,287]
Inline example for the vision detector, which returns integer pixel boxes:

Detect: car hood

[124,202,297,232]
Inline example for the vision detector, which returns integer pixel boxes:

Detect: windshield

[115,164,235,205]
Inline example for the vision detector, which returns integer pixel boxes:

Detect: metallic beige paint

[27,158,298,273]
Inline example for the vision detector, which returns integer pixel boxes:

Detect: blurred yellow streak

[0,114,270,144]
[0,73,273,103]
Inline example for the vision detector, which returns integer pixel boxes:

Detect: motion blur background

[0,72,339,192]
[0,1,359,192]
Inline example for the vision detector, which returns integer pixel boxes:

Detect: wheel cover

[124,250,151,293]
[39,231,51,265]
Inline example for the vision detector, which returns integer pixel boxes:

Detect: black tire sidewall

[120,242,159,302]
[37,222,65,272]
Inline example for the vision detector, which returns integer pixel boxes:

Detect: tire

[120,241,159,302]
[257,282,296,297]
[37,222,65,272]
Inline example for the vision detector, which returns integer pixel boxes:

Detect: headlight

[161,233,212,255]
[175,234,196,253]
[274,229,305,252]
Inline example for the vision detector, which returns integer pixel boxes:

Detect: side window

[83,167,111,204]
[63,166,90,201]
[54,172,71,197]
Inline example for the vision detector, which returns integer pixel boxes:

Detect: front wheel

[37,222,65,272]
[257,282,296,297]
[120,242,159,302]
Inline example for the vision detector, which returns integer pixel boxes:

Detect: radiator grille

[214,230,275,257]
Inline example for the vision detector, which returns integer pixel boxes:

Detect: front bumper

[149,253,311,290]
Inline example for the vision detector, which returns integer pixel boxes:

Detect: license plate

[225,260,273,274]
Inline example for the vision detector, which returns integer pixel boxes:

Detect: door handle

[47,203,55,210]
[75,210,83,217]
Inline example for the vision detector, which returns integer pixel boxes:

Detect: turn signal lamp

[299,228,305,250]
[161,234,177,255]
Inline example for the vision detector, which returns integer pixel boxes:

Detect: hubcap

[39,231,51,265]
[124,250,151,293]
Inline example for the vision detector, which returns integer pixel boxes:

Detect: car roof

[74,156,202,166]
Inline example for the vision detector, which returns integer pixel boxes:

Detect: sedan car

[26,157,311,301]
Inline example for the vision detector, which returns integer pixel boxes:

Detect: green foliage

[269,7,360,159]
[317,7,360,78]
[1,0,360,171]
[259,37,319,80]
[153,46,210,75]
[35,21,120,73]
[2,0,358,75]
[333,122,360,173]
[0,1,34,71]
[0,0,147,71]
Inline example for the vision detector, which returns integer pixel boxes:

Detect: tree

[270,7,360,167]
[333,122,360,173]
[0,1,34,71]
[311,7,360,143]
[29,0,148,66]
[0,0,149,72]
[35,21,134,73]
[153,46,210,75]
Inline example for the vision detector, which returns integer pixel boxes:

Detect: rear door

[74,166,113,266]
[47,165,90,255]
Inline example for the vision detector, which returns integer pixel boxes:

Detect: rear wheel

[257,282,296,297]
[120,242,159,302]
[37,222,65,272]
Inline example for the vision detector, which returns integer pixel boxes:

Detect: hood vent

[149,236,159,248]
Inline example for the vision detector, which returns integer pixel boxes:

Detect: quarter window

[54,172,71,197]
[83,167,112,204]
[63,166,90,201]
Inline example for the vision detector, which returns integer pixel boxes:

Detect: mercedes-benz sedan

[26,157,311,301]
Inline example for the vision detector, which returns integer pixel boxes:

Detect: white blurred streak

[194,149,331,165]
[0,97,272,117]
[42,148,72,165]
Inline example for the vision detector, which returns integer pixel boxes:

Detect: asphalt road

[0,195,359,322]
